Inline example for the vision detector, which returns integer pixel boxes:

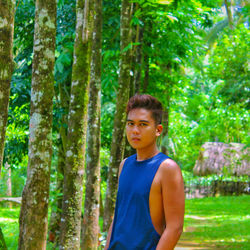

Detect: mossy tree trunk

[59,0,94,248]
[81,1,102,248]
[48,80,70,246]
[103,0,133,232]
[18,0,57,249]
[0,0,15,174]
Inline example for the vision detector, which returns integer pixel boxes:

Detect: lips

[131,137,140,141]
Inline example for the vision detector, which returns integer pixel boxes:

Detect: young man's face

[126,108,162,150]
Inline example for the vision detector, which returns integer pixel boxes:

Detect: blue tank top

[108,152,169,250]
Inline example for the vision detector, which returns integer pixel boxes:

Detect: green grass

[0,207,19,250]
[0,196,249,249]
[182,195,250,249]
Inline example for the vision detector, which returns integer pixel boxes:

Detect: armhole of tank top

[118,157,128,181]
[148,158,169,236]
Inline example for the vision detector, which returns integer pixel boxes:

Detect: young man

[105,94,185,250]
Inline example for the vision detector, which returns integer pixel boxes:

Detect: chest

[118,162,161,199]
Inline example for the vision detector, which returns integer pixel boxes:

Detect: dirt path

[175,224,214,250]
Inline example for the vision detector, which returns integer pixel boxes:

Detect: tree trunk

[0,0,15,175]
[81,0,102,249]
[6,164,12,208]
[133,8,143,94]
[48,138,65,245]
[18,0,56,249]
[103,0,133,232]
[161,96,170,155]
[48,80,70,246]
[143,51,150,93]
[59,0,94,248]
[142,21,151,93]
[225,0,234,29]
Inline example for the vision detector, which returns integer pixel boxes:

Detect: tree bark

[81,0,102,249]
[18,0,56,249]
[143,51,150,93]
[48,137,65,245]
[59,0,94,248]
[0,0,15,174]
[103,0,133,232]
[48,80,70,246]
[133,7,143,94]
[225,0,234,29]
[142,21,151,93]
[6,164,12,208]
[161,95,170,155]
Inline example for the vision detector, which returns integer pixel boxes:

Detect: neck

[136,144,159,161]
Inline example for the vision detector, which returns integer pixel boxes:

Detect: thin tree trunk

[133,7,143,94]
[81,0,102,249]
[18,0,57,249]
[225,0,234,29]
[0,0,15,174]
[161,95,170,155]
[59,0,94,248]
[48,80,70,246]
[143,52,150,93]
[103,0,133,232]
[142,21,151,93]
[6,165,12,209]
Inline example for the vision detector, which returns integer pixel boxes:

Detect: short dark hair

[126,94,163,124]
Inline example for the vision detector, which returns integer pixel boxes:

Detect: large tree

[81,0,102,249]
[18,0,57,249]
[103,0,133,232]
[0,0,15,174]
[59,0,94,248]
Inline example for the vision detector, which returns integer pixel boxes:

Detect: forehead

[127,108,154,121]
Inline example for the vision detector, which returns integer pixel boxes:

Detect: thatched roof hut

[193,142,249,176]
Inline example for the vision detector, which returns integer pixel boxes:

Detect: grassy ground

[0,195,249,249]
[179,195,250,249]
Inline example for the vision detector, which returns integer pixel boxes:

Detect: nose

[132,125,140,134]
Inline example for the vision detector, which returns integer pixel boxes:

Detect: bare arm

[104,220,114,250]
[104,159,126,250]
[156,159,185,250]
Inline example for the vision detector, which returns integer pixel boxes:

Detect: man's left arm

[156,159,185,250]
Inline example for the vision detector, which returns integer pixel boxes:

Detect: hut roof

[193,142,249,176]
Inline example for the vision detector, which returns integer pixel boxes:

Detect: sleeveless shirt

[108,152,170,250]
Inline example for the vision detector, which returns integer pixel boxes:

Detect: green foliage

[208,24,250,108]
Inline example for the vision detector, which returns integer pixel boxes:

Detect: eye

[127,121,134,126]
[140,123,148,126]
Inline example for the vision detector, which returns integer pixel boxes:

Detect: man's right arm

[104,219,114,250]
[104,158,126,250]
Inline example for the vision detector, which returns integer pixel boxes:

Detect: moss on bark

[0,0,15,174]
[18,0,56,249]
[59,0,94,248]
[103,0,133,232]
[81,0,102,249]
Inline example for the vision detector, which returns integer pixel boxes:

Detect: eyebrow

[126,119,149,123]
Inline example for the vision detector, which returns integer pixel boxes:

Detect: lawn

[0,195,249,249]
[181,195,250,249]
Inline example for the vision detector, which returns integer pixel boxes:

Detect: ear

[156,124,163,137]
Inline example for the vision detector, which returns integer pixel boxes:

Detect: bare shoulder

[118,158,127,177]
[159,158,183,183]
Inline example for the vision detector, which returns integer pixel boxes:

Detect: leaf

[157,0,174,5]
[166,14,178,23]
